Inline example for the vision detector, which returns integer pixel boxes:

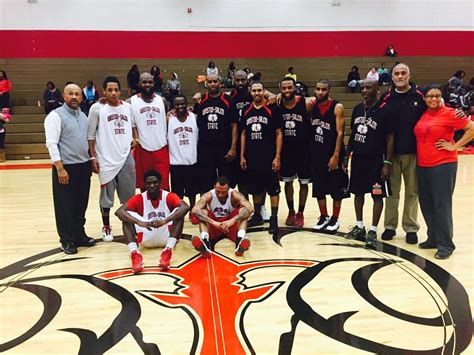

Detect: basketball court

[0,156,472,354]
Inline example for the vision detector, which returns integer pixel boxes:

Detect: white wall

[0,0,472,31]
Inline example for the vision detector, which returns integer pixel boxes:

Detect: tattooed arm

[191,192,218,226]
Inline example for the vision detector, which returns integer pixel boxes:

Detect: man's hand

[220,219,235,233]
[131,139,139,149]
[136,220,153,231]
[267,94,278,105]
[454,109,467,119]
[272,156,281,172]
[91,159,100,174]
[225,148,236,161]
[381,165,391,181]
[328,155,339,171]
[57,169,69,185]
[342,158,349,174]
[150,219,167,228]
[240,157,247,171]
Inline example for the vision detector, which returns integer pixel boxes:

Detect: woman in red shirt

[0,71,12,109]
[414,85,474,259]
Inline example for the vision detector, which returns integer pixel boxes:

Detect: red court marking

[1,30,473,58]
[0,163,51,170]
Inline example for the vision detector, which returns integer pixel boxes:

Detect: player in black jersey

[279,77,314,229]
[343,79,394,248]
[310,79,348,234]
[195,74,237,192]
[240,81,282,234]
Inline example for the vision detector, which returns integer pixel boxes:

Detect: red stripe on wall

[1,30,473,58]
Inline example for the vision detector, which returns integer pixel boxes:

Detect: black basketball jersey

[349,101,393,156]
[230,91,253,126]
[310,99,344,167]
[240,103,282,172]
[280,95,310,146]
[196,92,232,146]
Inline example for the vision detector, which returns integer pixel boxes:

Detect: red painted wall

[2,30,473,58]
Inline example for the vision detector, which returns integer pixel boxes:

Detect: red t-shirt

[414,106,469,167]
[126,190,182,217]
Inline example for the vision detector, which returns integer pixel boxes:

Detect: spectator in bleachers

[81,80,100,115]
[127,64,140,96]
[0,70,11,109]
[377,63,391,85]
[166,72,181,107]
[0,107,11,162]
[366,67,379,82]
[224,61,237,88]
[43,81,63,114]
[347,66,361,93]
[448,70,465,92]
[206,61,219,76]
[285,67,297,81]
[244,67,254,80]
[385,44,398,57]
[150,65,163,95]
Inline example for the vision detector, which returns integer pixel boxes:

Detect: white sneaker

[260,206,270,222]
[325,217,340,233]
[312,216,330,230]
[102,226,113,242]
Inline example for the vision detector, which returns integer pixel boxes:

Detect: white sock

[200,232,209,240]
[369,226,377,232]
[356,221,364,228]
[128,242,138,253]
[237,229,246,239]
[166,237,177,249]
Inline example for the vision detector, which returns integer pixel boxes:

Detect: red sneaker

[130,250,144,274]
[285,211,296,226]
[159,247,172,270]
[190,213,200,225]
[235,237,251,256]
[294,212,304,229]
[191,235,211,258]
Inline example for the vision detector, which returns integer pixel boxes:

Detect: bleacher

[1,56,473,160]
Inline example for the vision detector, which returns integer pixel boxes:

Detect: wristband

[90,156,96,160]
[384,160,392,165]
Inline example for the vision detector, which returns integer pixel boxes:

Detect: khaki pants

[384,154,420,232]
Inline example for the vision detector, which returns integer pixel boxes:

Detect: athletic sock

[128,242,138,253]
[369,226,377,232]
[356,221,364,229]
[166,237,177,249]
[101,208,110,226]
[287,200,294,211]
[254,203,262,216]
[200,232,209,240]
[332,205,341,218]
[318,204,328,217]
[298,205,305,213]
[237,229,246,239]
[271,206,278,217]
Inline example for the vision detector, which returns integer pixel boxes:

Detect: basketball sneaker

[268,216,278,234]
[345,226,366,241]
[75,236,96,247]
[294,212,304,229]
[191,235,211,258]
[313,216,329,231]
[61,242,78,255]
[365,230,377,249]
[285,211,296,226]
[325,217,339,234]
[159,247,172,270]
[102,226,113,242]
[130,250,144,274]
[247,214,264,227]
[235,236,251,256]
[260,206,270,222]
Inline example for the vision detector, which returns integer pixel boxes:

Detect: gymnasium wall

[0,0,473,58]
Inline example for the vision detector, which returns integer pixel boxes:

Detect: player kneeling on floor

[191,176,254,257]
[115,170,190,273]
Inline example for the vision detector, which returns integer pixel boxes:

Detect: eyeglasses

[425,95,442,99]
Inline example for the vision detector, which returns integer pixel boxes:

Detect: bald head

[361,78,378,88]
[63,84,82,110]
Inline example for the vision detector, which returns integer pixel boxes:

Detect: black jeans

[52,162,92,244]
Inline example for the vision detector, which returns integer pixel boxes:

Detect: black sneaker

[418,240,437,249]
[247,214,264,227]
[345,226,366,241]
[312,215,330,231]
[324,216,339,234]
[61,242,78,255]
[406,232,418,245]
[365,230,377,249]
[381,229,396,241]
[435,250,452,260]
[268,216,278,234]
[75,236,96,247]
[191,235,212,258]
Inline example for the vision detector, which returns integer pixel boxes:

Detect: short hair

[214,175,231,187]
[250,80,265,89]
[288,66,294,72]
[392,62,410,74]
[103,76,121,90]
[421,84,443,95]
[280,77,296,86]
[317,79,331,89]
[143,170,162,183]
[46,81,55,88]
[173,94,187,104]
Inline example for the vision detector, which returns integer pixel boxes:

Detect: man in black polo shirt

[344,79,394,248]
[240,81,282,234]
[196,74,237,192]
